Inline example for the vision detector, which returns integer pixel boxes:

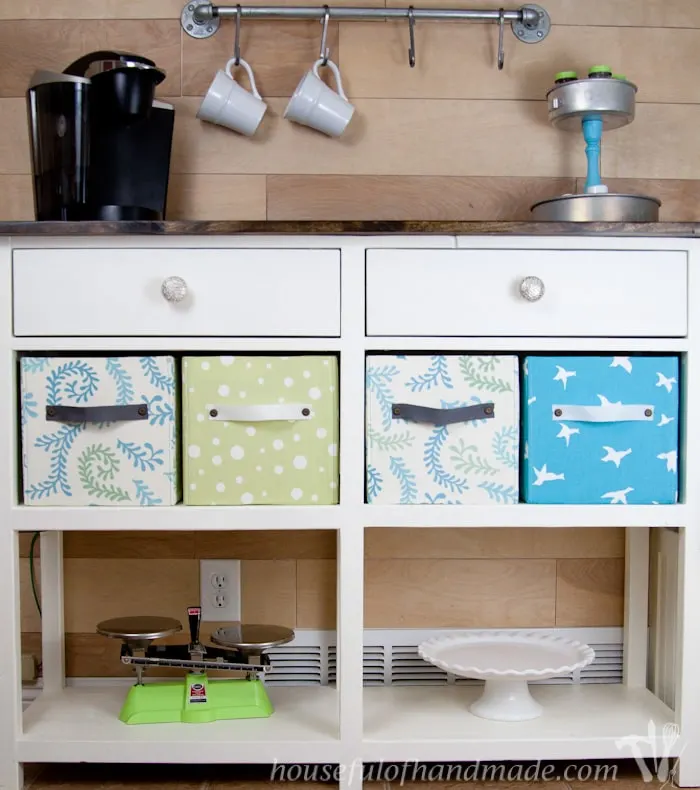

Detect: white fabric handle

[552,404,654,423]
[209,404,312,422]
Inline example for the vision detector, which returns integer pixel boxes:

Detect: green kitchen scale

[97,607,294,725]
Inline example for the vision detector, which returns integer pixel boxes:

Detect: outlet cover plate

[199,559,241,622]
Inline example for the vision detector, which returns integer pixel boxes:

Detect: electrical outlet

[210,573,227,589]
[199,560,241,622]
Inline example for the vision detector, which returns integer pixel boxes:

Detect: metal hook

[319,5,331,65]
[497,7,505,70]
[233,4,241,65]
[407,7,416,68]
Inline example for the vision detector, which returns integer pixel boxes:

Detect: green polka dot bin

[183,356,339,505]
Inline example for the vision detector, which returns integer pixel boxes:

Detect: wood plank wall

[20,528,624,676]
[1,0,700,220]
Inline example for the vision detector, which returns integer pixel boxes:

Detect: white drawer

[366,248,687,337]
[13,248,340,337]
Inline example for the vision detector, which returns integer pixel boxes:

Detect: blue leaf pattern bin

[21,356,180,506]
[366,355,520,504]
[522,356,680,504]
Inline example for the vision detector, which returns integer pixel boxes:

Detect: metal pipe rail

[181,0,551,44]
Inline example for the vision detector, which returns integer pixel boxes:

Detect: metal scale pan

[97,616,182,649]
[211,624,295,655]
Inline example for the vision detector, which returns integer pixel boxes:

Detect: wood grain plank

[576,178,700,222]
[63,532,195,559]
[171,97,700,179]
[1,218,698,235]
[241,559,296,627]
[3,0,693,24]
[267,175,574,220]
[19,532,37,558]
[65,632,187,678]
[21,631,41,664]
[0,20,181,97]
[0,1,184,19]
[20,558,42,633]
[183,21,340,98]
[167,174,266,220]
[365,528,625,559]
[297,559,336,628]
[0,175,32,220]
[340,23,700,103]
[170,97,569,177]
[605,104,700,180]
[63,559,199,632]
[384,0,700,28]
[546,0,700,27]
[556,558,624,627]
[0,171,266,223]
[3,0,382,19]
[0,100,30,174]
[195,530,336,559]
[364,559,556,628]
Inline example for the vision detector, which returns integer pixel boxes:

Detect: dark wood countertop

[1,220,700,236]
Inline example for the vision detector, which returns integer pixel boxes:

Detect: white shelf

[18,686,340,763]
[362,504,687,529]
[12,337,342,352]
[363,685,677,761]
[364,336,689,353]
[10,504,343,531]
[10,503,686,532]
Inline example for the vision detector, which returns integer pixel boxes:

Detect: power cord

[29,531,41,617]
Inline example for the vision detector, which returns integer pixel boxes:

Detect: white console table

[1,227,698,789]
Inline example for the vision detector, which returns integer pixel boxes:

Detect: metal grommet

[46,406,55,417]
[209,408,218,418]
[645,408,653,417]
[302,408,311,417]
[392,406,401,416]
[137,406,147,417]
[484,406,494,416]
[554,408,563,417]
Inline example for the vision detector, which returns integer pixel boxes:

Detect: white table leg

[623,527,649,687]
[675,255,700,788]
[40,532,65,694]
[0,530,23,790]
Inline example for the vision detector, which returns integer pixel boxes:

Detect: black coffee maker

[27,51,175,221]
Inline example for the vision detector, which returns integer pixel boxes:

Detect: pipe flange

[512,4,550,43]
[181,0,221,38]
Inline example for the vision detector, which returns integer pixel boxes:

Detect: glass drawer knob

[520,276,545,302]
[161,276,188,303]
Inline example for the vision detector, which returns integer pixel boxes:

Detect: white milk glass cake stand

[419,632,595,722]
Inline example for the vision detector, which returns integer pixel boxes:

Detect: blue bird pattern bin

[522,356,680,505]
[21,356,180,506]
[366,355,520,505]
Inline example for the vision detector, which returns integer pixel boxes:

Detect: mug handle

[312,58,348,101]
[225,57,263,100]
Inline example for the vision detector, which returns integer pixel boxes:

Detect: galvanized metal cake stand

[531,74,660,221]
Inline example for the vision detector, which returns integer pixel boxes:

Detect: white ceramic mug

[284,58,354,137]
[197,57,267,136]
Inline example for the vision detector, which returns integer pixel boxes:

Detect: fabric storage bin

[522,355,680,504]
[21,356,179,506]
[183,355,339,505]
[366,355,520,504]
